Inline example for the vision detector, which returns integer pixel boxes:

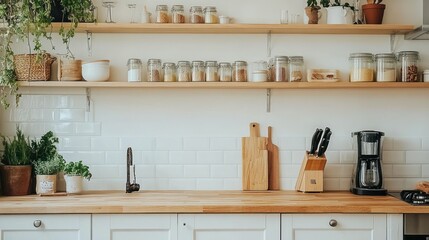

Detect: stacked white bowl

[82,60,110,82]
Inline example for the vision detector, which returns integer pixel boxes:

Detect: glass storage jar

[205,61,219,82]
[163,62,177,82]
[171,5,185,23]
[252,61,268,82]
[192,61,205,82]
[349,53,374,82]
[289,56,304,82]
[147,59,162,82]
[218,62,232,82]
[127,58,142,82]
[177,61,191,82]
[232,61,248,82]
[398,51,420,82]
[375,53,396,82]
[190,6,204,24]
[271,56,289,82]
[156,5,169,23]
[204,6,218,24]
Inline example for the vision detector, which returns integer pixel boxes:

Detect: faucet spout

[126,147,140,193]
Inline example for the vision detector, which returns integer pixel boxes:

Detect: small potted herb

[322,0,355,24]
[362,0,385,24]
[63,161,92,194]
[0,128,32,196]
[305,0,321,24]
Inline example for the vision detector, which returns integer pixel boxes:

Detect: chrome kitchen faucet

[126,147,140,193]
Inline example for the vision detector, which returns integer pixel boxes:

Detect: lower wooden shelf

[17,81,429,89]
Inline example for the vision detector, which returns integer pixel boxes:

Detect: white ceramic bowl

[82,60,110,82]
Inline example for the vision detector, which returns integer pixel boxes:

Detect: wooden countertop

[0,191,427,214]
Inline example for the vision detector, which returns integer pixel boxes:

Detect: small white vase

[327,6,354,24]
[36,175,57,194]
[65,175,83,194]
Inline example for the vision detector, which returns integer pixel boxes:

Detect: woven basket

[14,54,56,81]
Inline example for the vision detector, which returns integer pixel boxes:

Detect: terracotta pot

[36,175,57,194]
[65,175,83,194]
[0,165,32,196]
[362,4,385,24]
[305,7,320,24]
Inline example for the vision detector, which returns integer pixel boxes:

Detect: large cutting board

[242,123,268,191]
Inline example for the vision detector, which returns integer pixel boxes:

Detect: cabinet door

[282,214,386,240]
[0,214,90,240]
[93,214,177,240]
[178,214,280,240]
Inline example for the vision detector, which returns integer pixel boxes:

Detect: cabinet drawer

[289,214,383,229]
[0,214,90,230]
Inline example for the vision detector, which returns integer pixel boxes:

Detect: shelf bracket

[390,33,397,53]
[86,88,91,112]
[266,31,272,58]
[86,31,93,57]
[266,89,272,113]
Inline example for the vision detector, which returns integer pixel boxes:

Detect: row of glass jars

[156,5,219,24]
[267,56,305,82]
[349,51,420,82]
[146,59,249,82]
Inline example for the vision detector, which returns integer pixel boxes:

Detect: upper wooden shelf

[51,23,414,35]
[18,81,429,89]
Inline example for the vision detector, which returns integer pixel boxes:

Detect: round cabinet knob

[33,220,42,228]
[329,219,338,227]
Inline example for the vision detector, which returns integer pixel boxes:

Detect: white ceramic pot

[82,60,110,82]
[36,175,57,194]
[327,6,354,24]
[65,175,83,194]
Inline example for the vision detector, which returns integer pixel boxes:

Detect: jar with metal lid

[205,61,218,82]
[218,62,232,82]
[375,53,396,82]
[271,56,289,82]
[190,6,204,24]
[192,61,205,82]
[156,5,169,23]
[172,5,185,23]
[289,56,304,82]
[163,62,177,82]
[147,59,162,82]
[232,61,248,82]
[177,61,191,82]
[252,61,268,82]
[203,6,218,24]
[424,70,429,83]
[127,58,142,82]
[398,51,420,82]
[349,53,374,82]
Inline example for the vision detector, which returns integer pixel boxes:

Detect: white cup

[280,10,288,24]
[219,16,230,24]
[141,12,152,23]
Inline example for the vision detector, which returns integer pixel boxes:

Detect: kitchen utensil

[317,130,332,157]
[295,152,327,192]
[317,127,330,152]
[267,126,280,190]
[310,128,323,155]
[242,123,268,191]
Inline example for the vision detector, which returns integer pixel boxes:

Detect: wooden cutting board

[242,123,268,191]
[267,126,280,190]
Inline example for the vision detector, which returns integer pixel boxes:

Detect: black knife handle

[310,128,320,154]
[318,131,332,157]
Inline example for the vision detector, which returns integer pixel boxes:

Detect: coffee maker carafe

[351,131,387,196]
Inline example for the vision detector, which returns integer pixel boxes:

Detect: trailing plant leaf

[1,127,31,166]
[33,152,65,175]
[63,160,92,180]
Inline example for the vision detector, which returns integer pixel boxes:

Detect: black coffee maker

[351,131,387,196]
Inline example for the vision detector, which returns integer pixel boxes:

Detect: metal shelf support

[266,89,271,113]
[390,33,397,53]
[86,31,93,57]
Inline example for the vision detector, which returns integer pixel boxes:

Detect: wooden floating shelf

[51,23,414,35]
[18,81,429,89]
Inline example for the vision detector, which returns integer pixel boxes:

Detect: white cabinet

[0,214,90,240]
[178,214,280,240]
[282,214,403,240]
[92,214,177,240]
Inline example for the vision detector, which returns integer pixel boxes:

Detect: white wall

[2,0,429,191]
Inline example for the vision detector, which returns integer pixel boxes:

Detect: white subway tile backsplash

[324,164,354,178]
[210,137,237,150]
[278,137,306,150]
[340,151,355,164]
[339,178,351,191]
[106,151,131,164]
[406,151,429,164]
[224,151,241,164]
[44,123,75,135]
[392,165,422,178]
[30,109,44,121]
[59,109,86,122]
[135,165,156,178]
[383,137,394,151]
[11,109,29,122]
[156,137,183,151]
[85,179,123,191]
[422,138,429,150]
[75,122,101,136]
[184,165,210,178]
[19,123,45,135]
[60,151,105,165]
[325,151,340,163]
[211,165,238,178]
[91,137,119,151]
[292,151,306,164]
[91,165,119,179]
[404,178,427,190]
[197,179,224,190]
[324,178,340,191]
[384,178,405,191]
[382,164,393,177]
[280,165,301,178]
[44,95,86,109]
[279,151,292,164]
[223,179,241,190]
[169,151,196,164]
[120,137,155,151]
[183,137,210,151]
[393,138,421,151]
[142,151,169,164]
[43,109,57,122]
[330,136,353,151]
[60,137,91,151]
[156,165,184,178]
[383,151,406,164]
[422,165,429,177]
[197,151,224,164]
[169,179,196,190]
[0,122,17,136]
[279,178,296,190]
[18,95,44,109]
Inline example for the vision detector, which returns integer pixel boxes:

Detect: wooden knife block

[295,152,327,193]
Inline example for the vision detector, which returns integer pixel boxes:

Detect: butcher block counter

[0,190,428,214]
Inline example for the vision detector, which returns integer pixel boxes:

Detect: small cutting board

[242,123,268,191]
[267,126,280,190]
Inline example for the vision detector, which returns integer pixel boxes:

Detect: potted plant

[322,0,355,24]
[305,0,322,24]
[0,127,32,196]
[362,0,385,24]
[63,160,92,194]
